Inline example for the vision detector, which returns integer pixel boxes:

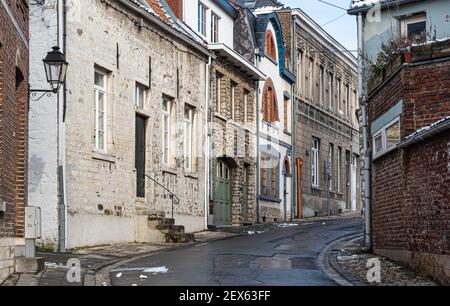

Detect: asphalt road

[110,217,362,286]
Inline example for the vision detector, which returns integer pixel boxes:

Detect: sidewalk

[328,236,438,286]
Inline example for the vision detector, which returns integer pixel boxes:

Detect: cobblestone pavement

[333,238,438,286]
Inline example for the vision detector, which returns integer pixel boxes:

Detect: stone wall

[209,57,257,225]
[57,0,208,248]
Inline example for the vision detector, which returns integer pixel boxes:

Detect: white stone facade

[29,0,209,249]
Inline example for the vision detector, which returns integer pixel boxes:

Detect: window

[211,12,220,43]
[328,144,334,191]
[184,106,193,171]
[260,153,279,198]
[135,115,147,198]
[297,50,303,93]
[198,2,207,36]
[337,147,342,193]
[216,74,221,113]
[284,97,289,131]
[346,84,350,118]
[373,118,401,157]
[230,82,236,120]
[135,83,146,110]
[262,78,279,123]
[401,15,426,44]
[162,96,172,165]
[265,31,277,60]
[328,72,333,110]
[311,138,320,188]
[94,69,107,152]
[217,161,230,179]
[319,66,324,105]
[308,58,314,99]
[337,79,342,113]
[244,90,249,125]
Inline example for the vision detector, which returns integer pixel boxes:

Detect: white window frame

[328,143,334,191]
[244,90,248,126]
[337,78,342,114]
[346,84,350,119]
[198,2,207,37]
[94,69,107,153]
[337,147,342,193]
[297,49,303,94]
[311,138,319,188]
[230,82,236,120]
[211,12,220,43]
[319,66,324,106]
[308,58,313,100]
[372,117,401,158]
[162,96,171,166]
[216,74,221,113]
[400,15,426,41]
[135,83,146,110]
[328,72,333,111]
[184,106,193,171]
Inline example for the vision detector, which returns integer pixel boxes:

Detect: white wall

[183,0,234,47]
[29,0,61,248]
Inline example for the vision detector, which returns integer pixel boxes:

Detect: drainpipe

[290,13,296,222]
[255,54,261,224]
[357,13,372,252]
[204,56,212,230]
[57,0,68,252]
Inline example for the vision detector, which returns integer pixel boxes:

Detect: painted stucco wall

[28,0,61,250]
[183,0,234,48]
[362,0,450,60]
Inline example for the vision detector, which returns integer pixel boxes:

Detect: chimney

[166,0,183,20]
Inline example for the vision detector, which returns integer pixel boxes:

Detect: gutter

[348,0,423,15]
[398,119,450,149]
[116,0,213,58]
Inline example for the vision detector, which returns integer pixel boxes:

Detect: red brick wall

[165,0,183,20]
[367,41,450,282]
[0,0,29,239]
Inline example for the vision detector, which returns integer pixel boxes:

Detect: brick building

[365,40,450,284]
[0,0,29,283]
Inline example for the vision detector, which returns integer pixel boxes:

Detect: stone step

[165,232,195,243]
[156,224,185,234]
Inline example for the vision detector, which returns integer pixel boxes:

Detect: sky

[282,0,358,52]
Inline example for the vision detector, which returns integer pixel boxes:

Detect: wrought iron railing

[134,169,180,220]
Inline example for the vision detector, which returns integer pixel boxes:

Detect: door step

[148,216,195,243]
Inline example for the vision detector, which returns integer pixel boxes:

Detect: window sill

[91,151,116,163]
[135,108,151,118]
[372,146,398,162]
[162,167,177,176]
[311,186,322,192]
[184,172,199,180]
[214,112,227,122]
[259,194,281,203]
[283,130,291,136]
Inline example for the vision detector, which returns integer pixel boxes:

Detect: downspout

[58,0,68,252]
[204,55,212,229]
[290,13,296,221]
[255,56,261,224]
[357,13,372,252]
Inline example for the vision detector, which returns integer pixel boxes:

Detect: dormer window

[265,31,277,61]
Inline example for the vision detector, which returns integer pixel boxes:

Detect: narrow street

[110,218,362,286]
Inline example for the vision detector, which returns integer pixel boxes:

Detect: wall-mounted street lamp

[30,46,69,101]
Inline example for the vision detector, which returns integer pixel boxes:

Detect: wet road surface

[110,217,362,286]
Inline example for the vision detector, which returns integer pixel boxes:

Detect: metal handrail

[134,169,180,220]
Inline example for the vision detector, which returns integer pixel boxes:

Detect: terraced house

[28,0,211,249]
[165,0,264,227]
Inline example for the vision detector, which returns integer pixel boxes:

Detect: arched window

[265,30,277,60]
[261,78,279,123]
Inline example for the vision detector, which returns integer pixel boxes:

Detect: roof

[244,0,284,9]
[348,0,424,15]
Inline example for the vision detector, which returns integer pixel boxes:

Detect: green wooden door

[214,161,231,225]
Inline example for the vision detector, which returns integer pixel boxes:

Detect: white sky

[282,0,358,52]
